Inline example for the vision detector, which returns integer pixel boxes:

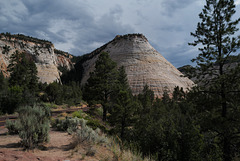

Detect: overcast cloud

[0,0,240,67]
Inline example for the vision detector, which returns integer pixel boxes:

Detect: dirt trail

[0,129,111,161]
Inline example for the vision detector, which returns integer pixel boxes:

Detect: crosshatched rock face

[0,34,73,83]
[81,34,194,97]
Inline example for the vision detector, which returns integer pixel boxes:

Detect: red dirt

[0,128,113,161]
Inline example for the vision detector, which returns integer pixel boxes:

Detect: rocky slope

[80,34,194,97]
[0,33,73,83]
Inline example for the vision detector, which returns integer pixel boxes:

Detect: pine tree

[83,52,118,121]
[189,0,240,160]
[109,66,137,140]
[7,51,39,109]
[8,51,39,94]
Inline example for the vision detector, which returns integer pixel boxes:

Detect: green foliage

[72,110,88,119]
[109,90,138,140]
[0,32,52,45]
[72,118,108,146]
[8,51,39,94]
[132,87,205,160]
[72,110,108,132]
[189,0,240,160]
[44,81,82,105]
[0,85,23,114]
[86,119,106,131]
[16,104,50,149]
[108,66,138,140]
[83,52,118,121]
[1,51,39,114]
[52,116,108,147]
[6,119,20,135]
[52,117,81,134]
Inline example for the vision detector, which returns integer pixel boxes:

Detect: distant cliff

[0,33,74,83]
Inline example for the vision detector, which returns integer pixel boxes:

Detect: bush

[17,104,50,149]
[6,119,19,134]
[86,119,106,132]
[72,118,108,146]
[72,110,108,132]
[52,117,81,134]
[72,110,88,119]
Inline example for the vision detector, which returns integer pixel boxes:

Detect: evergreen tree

[134,87,205,160]
[138,85,154,113]
[109,66,138,140]
[83,52,118,121]
[0,71,8,113]
[6,51,39,112]
[45,82,63,104]
[189,0,240,160]
[8,51,39,94]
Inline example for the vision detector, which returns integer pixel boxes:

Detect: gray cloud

[0,0,133,55]
[1,0,239,67]
[161,0,195,15]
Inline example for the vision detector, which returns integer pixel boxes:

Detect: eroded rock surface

[81,34,194,97]
[0,34,73,83]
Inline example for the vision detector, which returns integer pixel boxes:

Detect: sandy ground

[0,127,113,161]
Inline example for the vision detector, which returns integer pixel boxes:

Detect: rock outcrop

[80,34,194,97]
[0,33,73,83]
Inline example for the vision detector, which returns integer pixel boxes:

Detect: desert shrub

[17,104,50,149]
[6,119,19,134]
[72,110,108,132]
[72,110,88,119]
[52,117,81,134]
[72,118,108,146]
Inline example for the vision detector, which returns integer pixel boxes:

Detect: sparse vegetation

[0,32,52,45]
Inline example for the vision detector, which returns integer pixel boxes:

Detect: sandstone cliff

[0,33,73,83]
[80,34,194,97]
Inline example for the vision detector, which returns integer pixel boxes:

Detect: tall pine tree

[109,66,138,140]
[7,51,39,109]
[189,0,240,160]
[83,52,118,121]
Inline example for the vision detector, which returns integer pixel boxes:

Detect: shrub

[72,110,88,119]
[72,110,108,132]
[17,104,50,149]
[72,118,108,146]
[86,119,106,132]
[6,119,19,134]
[52,117,81,134]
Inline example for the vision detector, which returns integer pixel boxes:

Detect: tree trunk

[221,83,227,118]
[102,106,107,121]
[121,117,126,140]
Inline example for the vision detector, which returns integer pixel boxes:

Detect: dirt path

[0,128,113,161]
[0,130,73,160]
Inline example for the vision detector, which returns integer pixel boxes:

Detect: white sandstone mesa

[80,34,194,97]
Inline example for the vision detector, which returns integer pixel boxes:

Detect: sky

[0,0,240,67]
